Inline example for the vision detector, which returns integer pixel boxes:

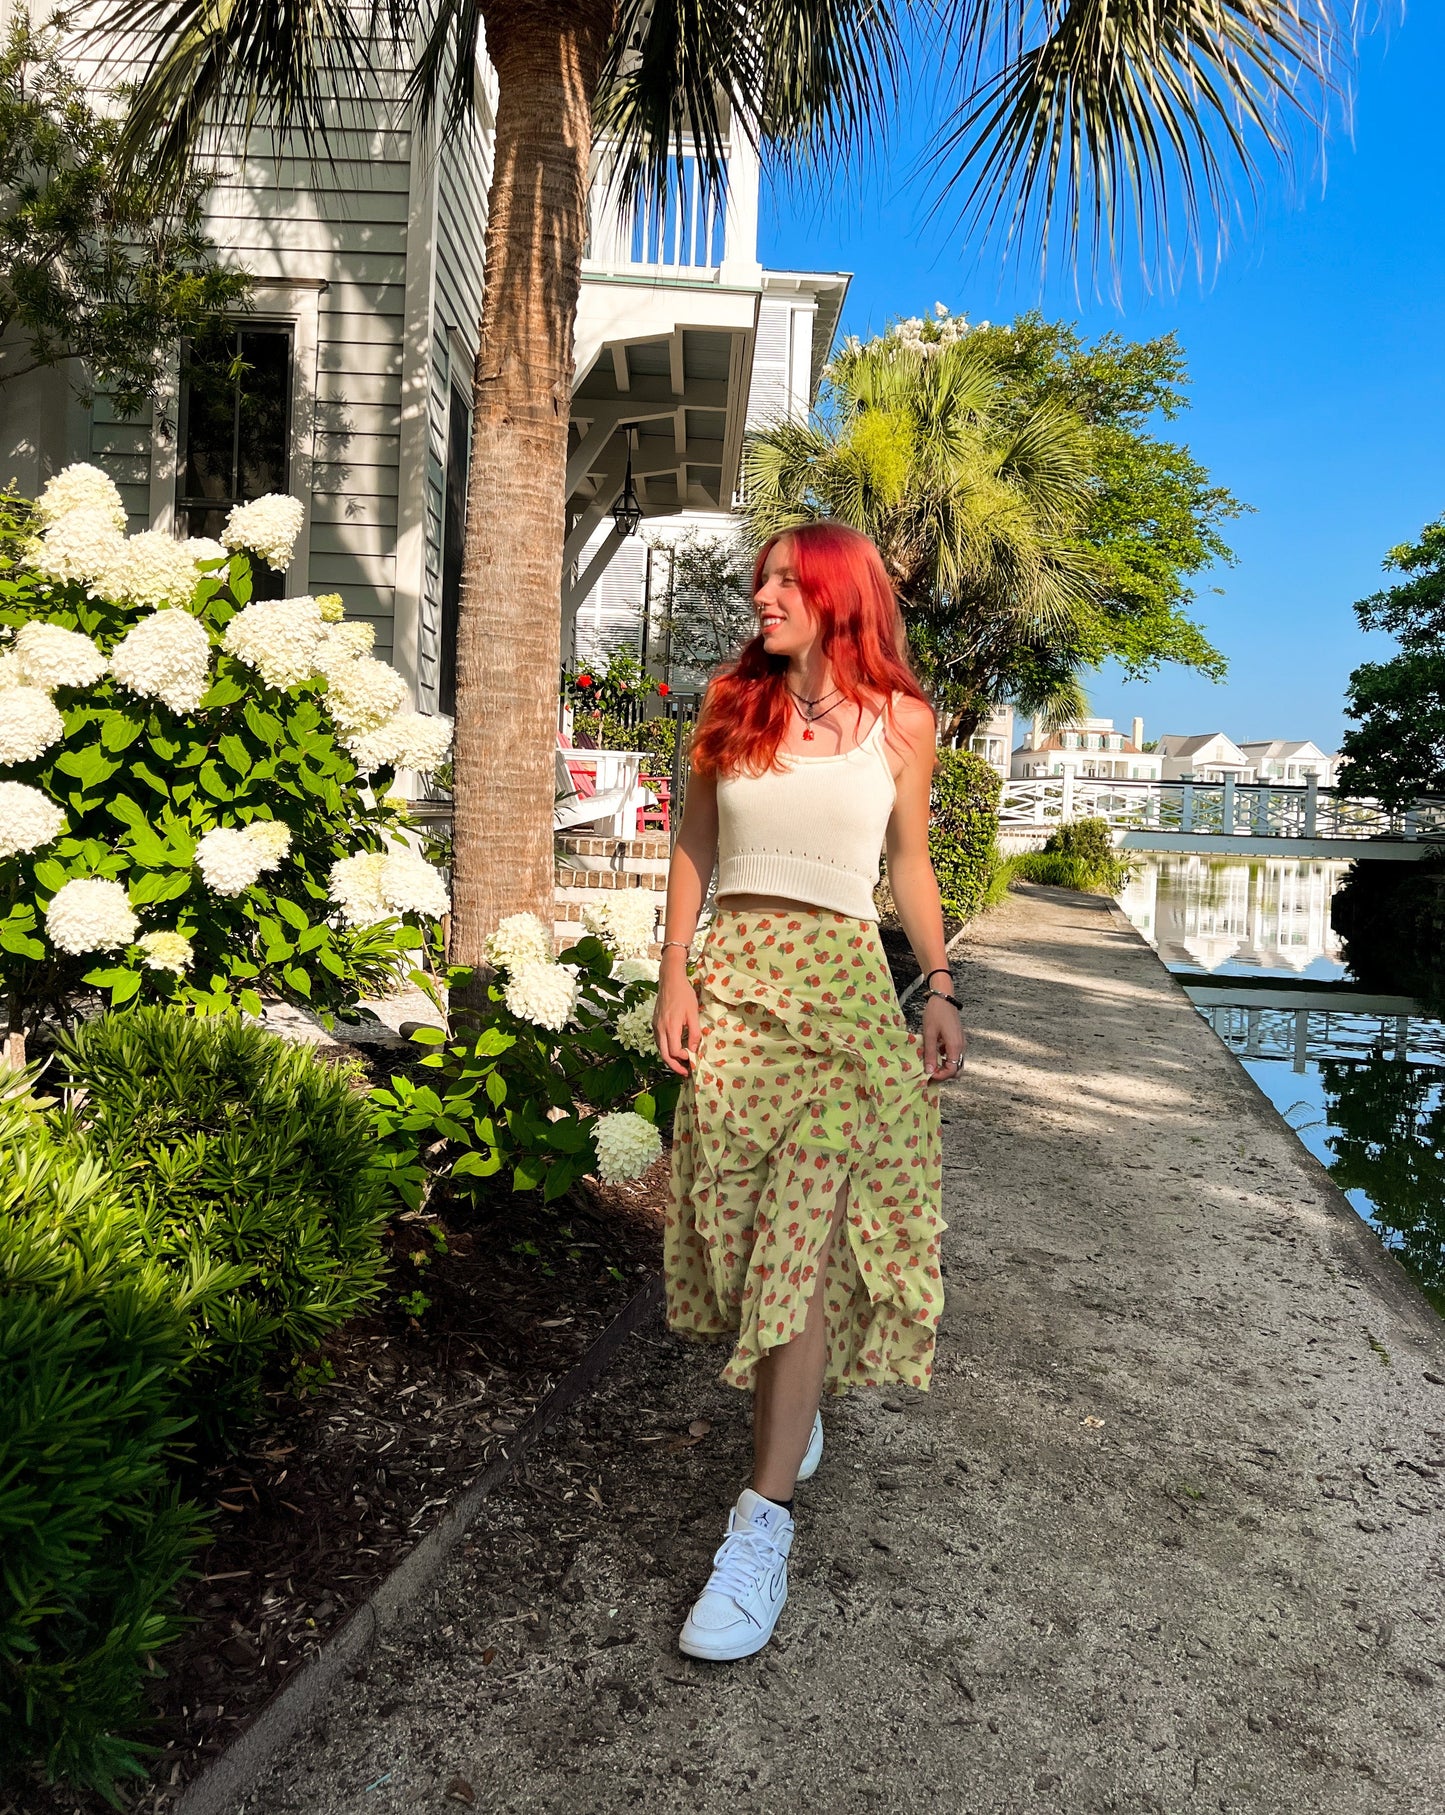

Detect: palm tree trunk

[449,3,614,976]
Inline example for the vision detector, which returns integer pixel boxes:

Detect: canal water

[1116,855,1445,1311]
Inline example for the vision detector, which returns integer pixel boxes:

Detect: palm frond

[927,0,1356,272]
[100,0,415,175]
[596,0,902,213]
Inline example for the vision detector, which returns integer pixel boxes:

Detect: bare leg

[750,1182,849,1504]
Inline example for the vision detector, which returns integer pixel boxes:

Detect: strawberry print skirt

[665,907,945,1395]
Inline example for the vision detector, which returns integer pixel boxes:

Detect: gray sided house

[1,33,846,707]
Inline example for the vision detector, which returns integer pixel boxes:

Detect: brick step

[555,864,669,891]
[554,924,665,961]
[556,833,670,861]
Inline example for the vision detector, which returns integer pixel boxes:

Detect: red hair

[690,522,931,778]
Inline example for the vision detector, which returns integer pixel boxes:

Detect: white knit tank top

[714,704,897,921]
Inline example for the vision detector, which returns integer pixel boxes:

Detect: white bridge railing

[999,774,1445,843]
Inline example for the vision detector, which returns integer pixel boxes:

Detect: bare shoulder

[890,693,936,737]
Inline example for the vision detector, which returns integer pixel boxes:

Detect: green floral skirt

[665,906,945,1394]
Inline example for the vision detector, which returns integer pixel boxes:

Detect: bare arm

[653,770,718,1076]
[884,699,966,1080]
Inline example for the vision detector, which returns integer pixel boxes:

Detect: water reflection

[1117,854,1348,978]
[1118,854,1445,1311]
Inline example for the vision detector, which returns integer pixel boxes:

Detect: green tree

[1337,516,1445,808]
[0,19,248,417]
[106,0,1345,956]
[655,531,757,686]
[742,328,1098,741]
[969,313,1238,683]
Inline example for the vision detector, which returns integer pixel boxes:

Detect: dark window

[437,381,470,716]
[176,326,293,595]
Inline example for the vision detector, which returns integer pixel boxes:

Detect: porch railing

[585,147,729,278]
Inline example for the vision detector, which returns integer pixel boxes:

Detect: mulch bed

[10,1157,669,1815]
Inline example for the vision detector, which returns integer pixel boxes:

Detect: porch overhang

[563,277,760,625]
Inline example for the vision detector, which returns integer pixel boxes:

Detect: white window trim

[148,280,323,582]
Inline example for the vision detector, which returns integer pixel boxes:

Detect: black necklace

[788,689,843,741]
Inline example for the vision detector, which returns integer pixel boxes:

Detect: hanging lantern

[611,426,643,538]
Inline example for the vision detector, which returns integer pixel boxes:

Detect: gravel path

[240,883,1445,1815]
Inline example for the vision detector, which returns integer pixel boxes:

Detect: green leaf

[127,869,184,906]
[198,675,247,711]
[99,712,145,753]
[273,896,309,930]
[543,1117,591,1154]
[634,1092,657,1123]
[199,760,232,801]
[282,965,312,998]
[239,989,264,1016]
[108,970,142,1006]
[543,1164,575,1203]
[408,1026,446,1045]
[484,1071,507,1108]
[32,858,68,893]
[0,926,45,958]
[512,1158,545,1191]
[218,733,252,776]
[228,556,253,604]
[452,1150,502,1179]
[55,744,119,789]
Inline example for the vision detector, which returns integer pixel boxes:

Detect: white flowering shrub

[370,918,678,1209]
[0,472,452,1051]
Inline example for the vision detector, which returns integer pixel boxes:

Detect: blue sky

[758,11,1442,752]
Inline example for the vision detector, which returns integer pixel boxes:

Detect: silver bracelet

[660,939,691,954]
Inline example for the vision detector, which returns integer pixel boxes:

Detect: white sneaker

[678,1489,793,1662]
[796,1411,824,1483]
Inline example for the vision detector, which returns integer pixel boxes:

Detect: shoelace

[704,1523,786,1607]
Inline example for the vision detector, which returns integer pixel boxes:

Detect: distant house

[1011,715,1162,782]
[1156,732,1254,783]
[964,706,1014,781]
[1237,740,1338,787]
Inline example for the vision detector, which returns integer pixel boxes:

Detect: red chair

[637,777,671,835]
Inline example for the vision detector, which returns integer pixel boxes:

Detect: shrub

[928,749,1002,918]
[0,466,450,1057]
[54,1006,393,1431]
[0,1072,208,1798]
[1043,815,1115,870]
[372,911,678,1208]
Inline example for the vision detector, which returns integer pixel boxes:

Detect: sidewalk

[243,883,1445,1815]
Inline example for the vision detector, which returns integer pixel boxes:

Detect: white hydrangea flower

[375,845,449,918]
[343,711,453,775]
[0,686,65,763]
[182,537,229,566]
[315,592,346,623]
[582,891,658,959]
[593,1110,663,1183]
[242,819,292,865]
[328,845,448,924]
[32,509,126,591]
[223,494,305,570]
[14,622,106,691]
[503,959,578,1032]
[223,596,326,689]
[97,530,202,610]
[0,781,64,857]
[615,997,658,1057]
[614,957,661,986]
[45,876,138,955]
[328,850,389,925]
[485,911,554,972]
[324,655,408,735]
[194,827,268,896]
[137,929,194,973]
[316,622,375,668]
[0,650,23,689]
[34,464,127,532]
[108,609,211,713]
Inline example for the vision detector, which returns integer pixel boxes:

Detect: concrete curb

[174,1275,665,1815]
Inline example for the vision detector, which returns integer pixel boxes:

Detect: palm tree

[107,1,1348,963]
[743,331,1100,742]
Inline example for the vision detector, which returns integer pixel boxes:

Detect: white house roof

[1157,732,1250,763]
[1237,739,1333,761]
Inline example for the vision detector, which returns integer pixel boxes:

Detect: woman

[653,519,966,1662]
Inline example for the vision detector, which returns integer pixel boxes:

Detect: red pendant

[802,726,815,740]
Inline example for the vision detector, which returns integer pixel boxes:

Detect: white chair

[555,743,649,837]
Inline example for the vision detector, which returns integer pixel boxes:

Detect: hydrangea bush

[0,465,453,1055]
[371,907,673,1208]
